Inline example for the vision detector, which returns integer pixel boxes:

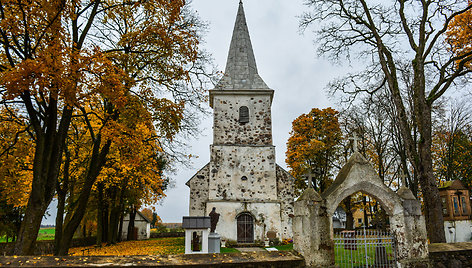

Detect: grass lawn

[274,243,293,251]
[334,244,395,267]
[0,228,55,243]
[220,247,240,253]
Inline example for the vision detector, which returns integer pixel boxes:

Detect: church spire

[216,1,269,90]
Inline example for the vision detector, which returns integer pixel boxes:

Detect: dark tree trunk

[96,183,104,246]
[127,207,137,241]
[117,212,124,242]
[103,202,109,243]
[14,103,73,255]
[55,137,112,256]
[54,148,70,255]
[343,197,354,230]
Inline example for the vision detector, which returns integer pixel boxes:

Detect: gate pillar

[293,187,335,267]
[392,187,430,267]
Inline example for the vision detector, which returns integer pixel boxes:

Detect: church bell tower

[187,1,293,244]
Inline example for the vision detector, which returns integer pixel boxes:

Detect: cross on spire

[349,133,361,153]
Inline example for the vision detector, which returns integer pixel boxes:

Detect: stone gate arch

[293,152,430,268]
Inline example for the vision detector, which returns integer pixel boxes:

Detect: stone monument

[208,207,221,253]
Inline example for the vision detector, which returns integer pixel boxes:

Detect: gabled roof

[439,180,468,190]
[215,1,269,90]
[185,163,210,187]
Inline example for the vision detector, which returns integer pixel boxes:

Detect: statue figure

[209,207,220,233]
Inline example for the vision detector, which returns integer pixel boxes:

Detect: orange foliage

[286,107,342,193]
[0,109,33,208]
[68,237,185,256]
[446,0,472,69]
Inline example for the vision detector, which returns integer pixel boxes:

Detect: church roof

[215,1,269,90]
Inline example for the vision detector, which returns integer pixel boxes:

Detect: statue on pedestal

[209,207,220,233]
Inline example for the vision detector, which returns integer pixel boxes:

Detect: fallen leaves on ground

[68,237,185,256]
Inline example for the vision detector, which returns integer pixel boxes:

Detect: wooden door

[237,213,254,243]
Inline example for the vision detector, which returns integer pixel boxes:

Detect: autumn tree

[0,0,212,255]
[301,0,472,242]
[0,0,124,254]
[0,108,32,242]
[446,0,472,70]
[286,107,342,194]
[432,101,472,187]
[51,0,212,255]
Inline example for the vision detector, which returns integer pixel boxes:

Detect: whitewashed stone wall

[186,163,210,216]
[276,165,294,239]
[444,220,472,243]
[212,94,272,146]
[205,201,282,242]
[209,145,277,201]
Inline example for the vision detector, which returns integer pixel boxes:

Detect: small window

[239,106,249,124]
[241,176,248,181]
[453,196,460,215]
[461,196,468,215]
[441,197,448,216]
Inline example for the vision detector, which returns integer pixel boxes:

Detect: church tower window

[239,106,249,124]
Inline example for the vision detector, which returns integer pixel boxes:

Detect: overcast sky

[155,0,343,223]
[42,0,342,225]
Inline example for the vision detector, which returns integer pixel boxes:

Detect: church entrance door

[237,213,254,243]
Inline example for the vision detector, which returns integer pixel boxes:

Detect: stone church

[186,1,294,243]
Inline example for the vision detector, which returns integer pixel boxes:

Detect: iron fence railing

[334,229,397,268]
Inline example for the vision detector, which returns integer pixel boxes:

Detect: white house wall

[444,220,472,243]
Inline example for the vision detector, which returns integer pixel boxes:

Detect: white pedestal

[208,233,221,253]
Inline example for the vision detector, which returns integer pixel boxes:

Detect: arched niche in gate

[293,152,430,268]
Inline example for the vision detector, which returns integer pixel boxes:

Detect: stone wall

[209,145,277,201]
[429,242,472,268]
[187,163,210,216]
[276,165,294,239]
[212,94,272,146]
[0,237,96,256]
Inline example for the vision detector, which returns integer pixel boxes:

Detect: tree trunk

[54,148,70,255]
[127,207,137,241]
[416,109,446,242]
[117,212,124,242]
[96,183,104,246]
[54,188,66,255]
[343,197,354,230]
[55,138,112,256]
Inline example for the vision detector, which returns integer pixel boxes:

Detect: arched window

[237,213,254,243]
[239,106,249,124]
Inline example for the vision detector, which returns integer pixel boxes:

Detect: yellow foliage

[446,0,472,69]
[0,109,33,207]
[68,237,185,256]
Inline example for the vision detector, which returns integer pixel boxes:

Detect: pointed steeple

[216,1,269,90]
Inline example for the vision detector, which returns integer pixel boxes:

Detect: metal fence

[334,229,397,268]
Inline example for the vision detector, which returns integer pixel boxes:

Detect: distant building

[439,180,472,243]
[332,207,346,229]
[161,223,183,229]
[121,211,151,240]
